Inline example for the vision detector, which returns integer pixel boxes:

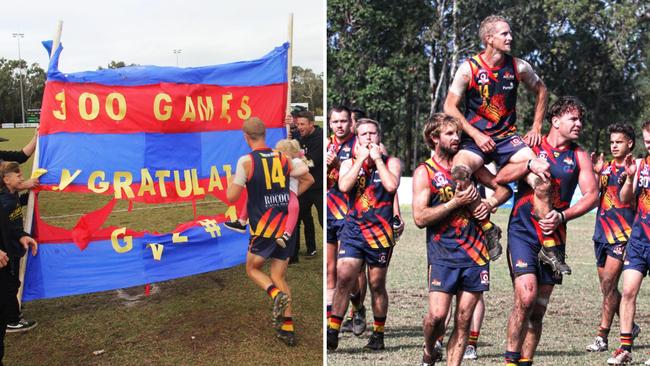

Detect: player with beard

[326,106,358,323]
[413,113,511,366]
[499,96,598,365]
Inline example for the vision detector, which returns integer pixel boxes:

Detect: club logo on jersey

[553,151,560,158]
[503,71,515,80]
[480,270,489,285]
[378,253,387,264]
[613,244,624,256]
[510,136,523,147]
[434,172,449,187]
[431,279,442,287]
[515,260,528,268]
[477,69,490,85]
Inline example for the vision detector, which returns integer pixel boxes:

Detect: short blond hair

[354,118,381,136]
[275,139,309,166]
[422,113,461,150]
[242,117,266,140]
[479,15,509,46]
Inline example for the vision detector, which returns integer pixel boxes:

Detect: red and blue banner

[23,41,289,301]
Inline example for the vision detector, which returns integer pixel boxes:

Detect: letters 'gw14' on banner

[23,41,289,301]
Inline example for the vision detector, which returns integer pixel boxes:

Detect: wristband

[559,211,566,223]
[486,196,498,208]
[527,159,533,172]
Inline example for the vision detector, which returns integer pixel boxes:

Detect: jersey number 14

[261,157,286,189]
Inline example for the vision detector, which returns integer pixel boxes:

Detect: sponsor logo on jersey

[515,260,528,268]
[260,152,278,158]
[342,145,351,153]
[602,165,612,175]
[503,71,515,80]
[480,270,489,285]
[563,156,576,173]
[264,193,291,207]
[563,156,575,166]
[502,82,514,90]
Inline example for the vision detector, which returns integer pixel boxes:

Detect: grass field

[1,128,323,365]
[328,205,650,365]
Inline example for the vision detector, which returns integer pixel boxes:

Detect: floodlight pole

[12,33,26,125]
[173,49,182,66]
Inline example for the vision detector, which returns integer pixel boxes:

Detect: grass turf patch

[1,128,323,365]
[327,205,650,365]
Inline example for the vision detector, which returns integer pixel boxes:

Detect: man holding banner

[227,117,298,346]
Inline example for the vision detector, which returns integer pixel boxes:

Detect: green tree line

[0,61,322,124]
[0,59,46,124]
[328,0,650,174]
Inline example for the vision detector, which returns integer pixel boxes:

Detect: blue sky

[0,0,324,73]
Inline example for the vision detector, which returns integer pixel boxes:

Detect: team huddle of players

[325,14,650,366]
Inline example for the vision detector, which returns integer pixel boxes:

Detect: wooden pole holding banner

[18,20,64,303]
[286,13,294,137]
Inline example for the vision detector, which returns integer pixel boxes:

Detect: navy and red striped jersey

[464,53,519,139]
[246,148,291,239]
[423,157,489,267]
[326,135,356,221]
[345,156,396,248]
[593,161,634,244]
[509,137,582,246]
[631,157,650,243]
